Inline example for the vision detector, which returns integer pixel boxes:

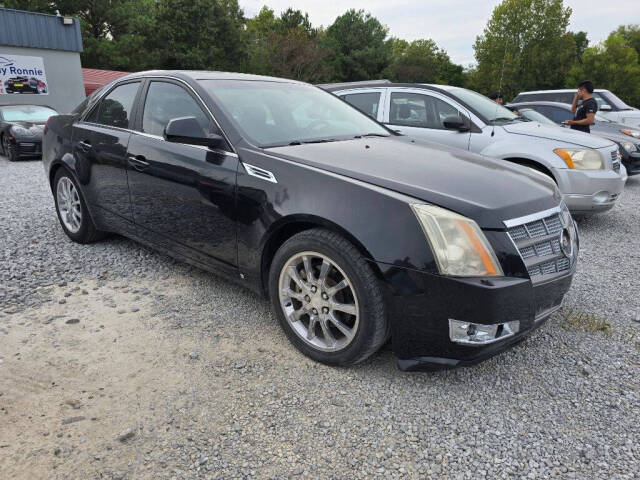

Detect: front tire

[269,229,388,366]
[53,168,105,243]
[2,135,18,162]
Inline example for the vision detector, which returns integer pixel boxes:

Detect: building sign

[0,54,48,95]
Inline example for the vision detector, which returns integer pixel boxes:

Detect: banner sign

[0,54,48,95]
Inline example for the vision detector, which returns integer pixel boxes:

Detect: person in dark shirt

[566,80,597,133]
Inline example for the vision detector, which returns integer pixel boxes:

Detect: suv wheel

[269,229,388,366]
[53,168,105,243]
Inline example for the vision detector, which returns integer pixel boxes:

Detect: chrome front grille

[506,207,576,282]
[611,150,621,173]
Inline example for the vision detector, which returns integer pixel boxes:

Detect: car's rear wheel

[53,168,105,243]
[269,229,388,366]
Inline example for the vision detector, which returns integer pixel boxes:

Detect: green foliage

[385,38,464,85]
[322,9,392,82]
[245,6,330,82]
[3,0,639,106]
[614,24,640,59]
[568,33,640,106]
[473,0,575,100]
[152,0,247,71]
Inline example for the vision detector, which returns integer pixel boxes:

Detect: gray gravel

[1,156,639,479]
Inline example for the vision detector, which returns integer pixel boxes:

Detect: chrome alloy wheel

[278,251,360,352]
[56,177,82,233]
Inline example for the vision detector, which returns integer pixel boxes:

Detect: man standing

[566,80,597,133]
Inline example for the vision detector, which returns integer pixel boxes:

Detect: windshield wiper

[354,133,389,138]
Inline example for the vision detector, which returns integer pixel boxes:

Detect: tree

[614,24,640,59]
[568,33,640,107]
[245,6,330,82]
[569,31,589,62]
[385,38,464,85]
[152,0,247,71]
[322,9,392,82]
[472,0,575,100]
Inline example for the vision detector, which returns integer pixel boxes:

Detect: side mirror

[442,115,470,132]
[164,116,225,149]
[600,104,612,111]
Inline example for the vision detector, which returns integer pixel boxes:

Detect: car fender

[233,147,439,293]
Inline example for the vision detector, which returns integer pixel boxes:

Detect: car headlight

[621,129,640,138]
[621,142,636,153]
[410,204,504,277]
[553,148,603,170]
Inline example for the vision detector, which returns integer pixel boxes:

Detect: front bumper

[8,140,43,158]
[375,263,574,371]
[555,168,627,214]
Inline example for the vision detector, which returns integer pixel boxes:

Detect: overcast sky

[239,0,640,66]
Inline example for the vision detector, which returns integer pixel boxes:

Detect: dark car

[42,71,578,371]
[509,101,640,176]
[0,105,58,161]
[4,76,43,94]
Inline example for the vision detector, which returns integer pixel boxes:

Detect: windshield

[599,91,632,110]
[199,80,390,147]
[518,108,558,126]
[1,105,57,122]
[447,87,518,123]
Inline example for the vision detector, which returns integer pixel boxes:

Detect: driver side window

[142,81,211,137]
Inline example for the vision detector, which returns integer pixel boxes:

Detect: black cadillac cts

[42,71,579,371]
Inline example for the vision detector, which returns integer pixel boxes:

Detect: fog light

[449,319,520,345]
[593,191,609,204]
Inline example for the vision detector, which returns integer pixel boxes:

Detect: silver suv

[322,82,627,214]
[512,89,640,127]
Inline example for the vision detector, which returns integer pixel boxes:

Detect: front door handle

[78,140,91,152]
[127,154,149,171]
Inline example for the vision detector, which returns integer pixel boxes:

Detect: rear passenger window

[91,82,140,128]
[341,92,381,119]
[142,81,210,137]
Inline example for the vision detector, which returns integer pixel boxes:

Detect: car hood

[266,136,561,229]
[501,121,614,148]
[9,122,44,137]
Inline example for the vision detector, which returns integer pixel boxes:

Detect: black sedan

[509,101,640,176]
[43,71,578,371]
[0,104,58,161]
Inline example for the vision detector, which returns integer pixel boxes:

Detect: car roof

[117,70,306,85]
[507,101,572,109]
[517,89,609,94]
[321,81,459,94]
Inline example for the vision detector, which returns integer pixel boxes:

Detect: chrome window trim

[503,205,562,228]
[79,74,237,155]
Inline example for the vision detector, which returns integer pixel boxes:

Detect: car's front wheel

[2,135,18,162]
[53,168,105,243]
[269,229,388,366]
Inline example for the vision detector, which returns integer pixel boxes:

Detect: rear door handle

[78,140,91,152]
[127,154,150,171]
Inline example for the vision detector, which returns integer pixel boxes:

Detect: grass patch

[562,307,612,336]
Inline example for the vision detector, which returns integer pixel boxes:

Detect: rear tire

[53,168,105,243]
[269,228,388,366]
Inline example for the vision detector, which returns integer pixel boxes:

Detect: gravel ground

[1,156,639,480]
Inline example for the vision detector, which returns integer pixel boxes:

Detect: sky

[239,0,640,66]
